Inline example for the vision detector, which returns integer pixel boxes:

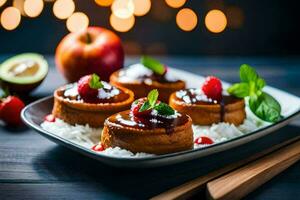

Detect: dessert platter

[22,57,300,167]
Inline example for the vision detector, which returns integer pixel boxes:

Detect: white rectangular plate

[21,68,300,167]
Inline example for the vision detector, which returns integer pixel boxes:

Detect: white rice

[41,119,101,148]
[41,109,265,158]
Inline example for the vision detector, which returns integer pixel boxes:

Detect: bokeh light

[205,0,225,10]
[1,7,21,30]
[24,0,44,18]
[67,12,89,33]
[123,41,142,55]
[53,0,75,19]
[132,0,151,16]
[0,0,7,7]
[146,42,167,55]
[205,9,227,33]
[226,6,244,29]
[176,8,198,31]
[151,0,172,22]
[13,0,26,16]
[95,0,113,7]
[110,13,135,32]
[165,0,186,8]
[111,0,134,19]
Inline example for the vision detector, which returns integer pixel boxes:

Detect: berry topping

[202,76,223,102]
[45,114,56,122]
[194,136,214,145]
[92,143,105,152]
[0,96,25,126]
[131,89,175,117]
[131,98,152,117]
[141,56,167,75]
[77,74,104,103]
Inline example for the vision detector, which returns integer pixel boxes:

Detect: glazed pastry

[52,74,134,127]
[169,76,246,126]
[101,89,193,154]
[110,56,185,102]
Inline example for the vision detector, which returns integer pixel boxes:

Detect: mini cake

[110,56,185,102]
[169,76,246,126]
[101,89,194,154]
[52,74,134,127]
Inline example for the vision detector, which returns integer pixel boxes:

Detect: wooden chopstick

[150,136,300,200]
[206,139,300,200]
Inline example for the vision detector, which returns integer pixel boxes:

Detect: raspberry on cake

[101,89,194,154]
[202,76,223,102]
[169,76,246,126]
[52,74,134,127]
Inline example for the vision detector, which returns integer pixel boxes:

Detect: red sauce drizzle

[194,136,214,145]
[92,143,105,152]
[45,114,56,122]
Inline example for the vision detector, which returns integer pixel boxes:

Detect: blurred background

[0,0,300,56]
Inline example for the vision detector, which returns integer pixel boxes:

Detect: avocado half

[0,53,48,93]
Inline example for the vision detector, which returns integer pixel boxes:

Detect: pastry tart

[101,90,194,154]
[110,56,185,102]
[169,76,246,126]
[52,74,134,127]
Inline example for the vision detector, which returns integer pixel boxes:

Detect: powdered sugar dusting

[118,63,153,83]
[117,63,179,83]
[176,88,216,104]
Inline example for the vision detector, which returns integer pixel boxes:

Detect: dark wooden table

[0,56,300,200]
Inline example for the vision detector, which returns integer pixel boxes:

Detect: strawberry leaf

[147,89,159,107]
[89,74,103,89]
[138,89,159,112]
[154,103,175,116]
[141,56,166,75]
[139,101,151,112]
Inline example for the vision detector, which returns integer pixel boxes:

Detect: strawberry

[0,96,25,126]
[194,136,214,145]
[202,76,223,102]
[131,98,152,117]
[77,74,103,103]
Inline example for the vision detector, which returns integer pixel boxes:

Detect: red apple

[55,27,124,82]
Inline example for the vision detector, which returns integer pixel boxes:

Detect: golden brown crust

[109,70,186,102]
[52,85,134,127]
[101,115,194,154]
[169,92,246,126]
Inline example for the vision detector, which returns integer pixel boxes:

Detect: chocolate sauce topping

[117,64,181,84]
[141,73,180,83]
[107,110,189,134]
[59,83,129,103]
[175,88,243,122]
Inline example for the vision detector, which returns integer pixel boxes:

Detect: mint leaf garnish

[228,64,281,122]
[256,78,266,91]
[148,89,159,107]
[154,102,175,116]
[89,73,103,89]
[249,92,282,122]
[141,56,165,75]
[138,89,175,116]
[240,64,259,83]
[227,83,250,98]
[139,101,151,112]
[139,89,158,112]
